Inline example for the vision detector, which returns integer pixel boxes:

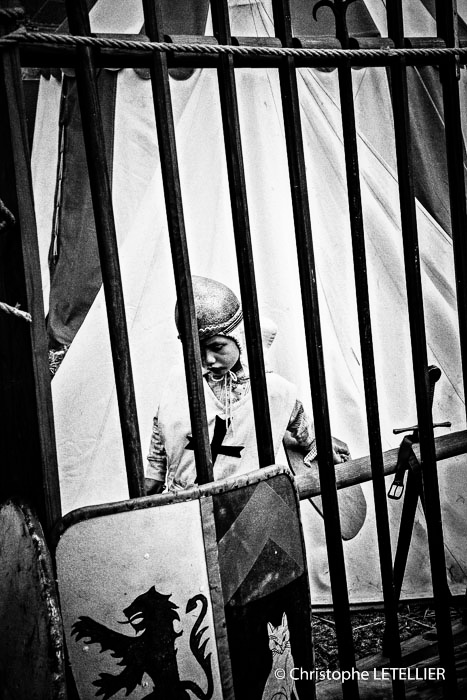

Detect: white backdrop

[32,0,467,603]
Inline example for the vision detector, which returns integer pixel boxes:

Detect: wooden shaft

[296,430,467,498]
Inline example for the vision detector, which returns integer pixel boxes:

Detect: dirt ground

[312,603,463,670]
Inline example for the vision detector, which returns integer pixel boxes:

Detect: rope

[0,7,25,21]
[0,197,15,232]
[0,30,466,64]
[0,301,31,323]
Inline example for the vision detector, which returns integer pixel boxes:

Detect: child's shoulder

[157,365,188,402]
[266,370,297,396]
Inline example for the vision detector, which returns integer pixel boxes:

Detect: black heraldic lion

[71,586,214,699]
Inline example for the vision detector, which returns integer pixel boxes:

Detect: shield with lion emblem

[55,465,314,699]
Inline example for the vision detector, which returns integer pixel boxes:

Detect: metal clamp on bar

[388,365,451,499]
[388,432,420,499]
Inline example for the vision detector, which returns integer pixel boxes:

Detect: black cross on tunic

[185,415,244,464]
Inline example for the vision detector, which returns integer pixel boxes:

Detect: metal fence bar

[270,1,358,696]
[320,4,405,695]
[0,18,61,532]
[436,0,467,428]
[64,0,145,499]
[141,0,213,485]
[386,2,458,696]
[209,0,275,468]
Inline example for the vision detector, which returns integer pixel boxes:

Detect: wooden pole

[295,430,467,500]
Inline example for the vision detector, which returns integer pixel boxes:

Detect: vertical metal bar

[319,2,405,694]
[436,0,467,426]
[141,0,213,485]
[0,22,61,532]
[386,2,458,695]
[270,1,358,695]
[64,0,145,498]
[209,0,275,468]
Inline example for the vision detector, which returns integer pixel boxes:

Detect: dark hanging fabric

[291,0,379,37]
[419,0,467,36]
[386,1,467,236]
[157,0,210,35]
[405,64,467,236]
[47,70,117,348]
[140,0,210,80]
[409,0,467,234]
[46,0,210,349]
[293,0,467,235]
[45,0,466,347]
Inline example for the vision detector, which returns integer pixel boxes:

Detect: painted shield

[212,467,315,700]
[55,466,313,700]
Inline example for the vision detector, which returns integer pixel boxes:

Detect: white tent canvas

[32,0,467,604]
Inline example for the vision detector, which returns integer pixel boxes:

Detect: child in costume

[145,276,350,495]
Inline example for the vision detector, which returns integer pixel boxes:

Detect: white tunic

[157,368,297,491]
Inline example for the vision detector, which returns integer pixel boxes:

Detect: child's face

[201,335,240,378]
